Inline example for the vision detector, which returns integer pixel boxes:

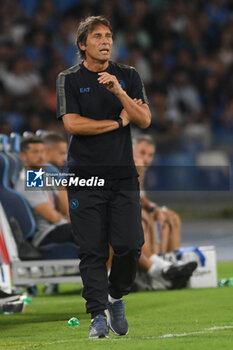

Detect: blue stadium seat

[179,138,204,154]
[0,152,36,238]
[0,134,9,152]
[212,126,233,146]
[8,134,23,185]
[196,166,229,191]
[159,153,195,166]
[196,151,230,191]
[0,134,22,187]
[145,152,197,191]
[9,133,21,153]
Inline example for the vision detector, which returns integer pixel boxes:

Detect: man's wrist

[116,118,123,129]
[115,89,126,98]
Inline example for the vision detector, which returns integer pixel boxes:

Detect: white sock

[149,254,171,269]
[108,295,122,304]
[147,262,161,278]
[147,262,171,288]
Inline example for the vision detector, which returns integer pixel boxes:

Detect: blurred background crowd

[0,1,232,299]
[0,0,233,158]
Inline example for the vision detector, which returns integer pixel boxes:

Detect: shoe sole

[105,309,129,336]
[0,296,20,304]
[1,301,24,313]
[163,261,198,281]
[170,276,190,289]
[89,330,109,339]
[89,335,109,339]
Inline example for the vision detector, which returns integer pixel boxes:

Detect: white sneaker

[147,263,171,290]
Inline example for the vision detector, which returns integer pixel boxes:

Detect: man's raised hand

[98,72,123,96]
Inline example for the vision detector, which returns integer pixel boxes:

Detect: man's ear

[78,42,86,51]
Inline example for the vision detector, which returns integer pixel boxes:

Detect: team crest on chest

[118,80,126,90]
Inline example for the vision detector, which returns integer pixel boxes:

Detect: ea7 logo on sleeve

[80,87,90,93]
[26,168,45,188]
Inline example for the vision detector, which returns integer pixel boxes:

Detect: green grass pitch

[1,262,233,350]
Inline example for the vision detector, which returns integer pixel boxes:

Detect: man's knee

[113,247,142,260]
[169,211,181,228]
[174,212,181,225]
[79,246,109,264]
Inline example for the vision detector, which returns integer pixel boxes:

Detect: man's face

[79,24,113,63]
[133,141,155,167]
[45,141,68,167]
[21,143,45,169]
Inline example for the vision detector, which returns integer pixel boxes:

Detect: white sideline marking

[150,325,233,340]
[106,325,233,341]
[18,324,233,349]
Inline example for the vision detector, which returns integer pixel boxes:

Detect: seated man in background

[133,134,181,257]
[132,134,196,290]
[43,132,68,170]
[14,136,75,249]
[108,134,196,291]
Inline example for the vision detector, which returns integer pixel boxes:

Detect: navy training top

[56,61,148,178]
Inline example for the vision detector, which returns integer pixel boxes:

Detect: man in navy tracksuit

[56,15,151,338]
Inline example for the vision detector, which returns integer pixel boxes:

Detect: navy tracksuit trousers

[68,177,144,314]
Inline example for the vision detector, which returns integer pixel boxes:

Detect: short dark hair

[42,132,66,145]
[133,134,155,147]
[20,136,44,152]
[76,16,112,60]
